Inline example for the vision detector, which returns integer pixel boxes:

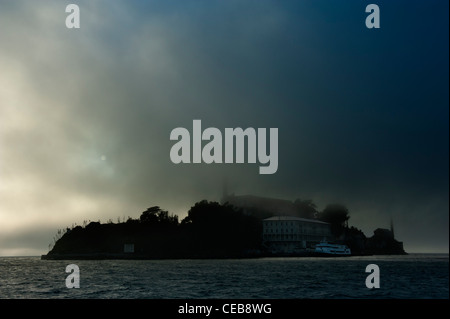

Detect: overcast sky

[0,0,448,256]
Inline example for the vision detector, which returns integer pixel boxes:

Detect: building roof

[263,216,329,225]
[223,194,298,216]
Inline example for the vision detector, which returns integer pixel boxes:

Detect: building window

[124,244,134,253]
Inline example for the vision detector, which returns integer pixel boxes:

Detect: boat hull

[314,242,352,257]
[311,251,352,257]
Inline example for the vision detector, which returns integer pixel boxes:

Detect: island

[42,195,406,260]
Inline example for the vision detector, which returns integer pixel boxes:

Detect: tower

[390,217,395,238]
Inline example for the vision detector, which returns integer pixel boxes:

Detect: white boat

[314,241,351,256]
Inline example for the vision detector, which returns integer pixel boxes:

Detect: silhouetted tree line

[138,206,179,227]
[47,200,261,258]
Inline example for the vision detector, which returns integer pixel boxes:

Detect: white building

[263,216,333,253]
[123,243,135,253]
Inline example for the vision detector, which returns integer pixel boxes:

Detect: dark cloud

[0,0,448,254]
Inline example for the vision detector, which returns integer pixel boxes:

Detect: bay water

[0,254,448,299]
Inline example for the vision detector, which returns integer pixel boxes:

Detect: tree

[318,204,350,237]
[182,200,225,225]
[139,206,178,227]
[140,206,161,224]
[180,200,262,256]
[293,198,318,219]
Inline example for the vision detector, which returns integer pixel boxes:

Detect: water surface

[0,254,448,299]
